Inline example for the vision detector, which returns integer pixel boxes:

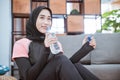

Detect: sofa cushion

[84,64,120,80]
[79,53,91,64]
[58,35,84,58]
[58,35,91,64]
[91,33,120,64]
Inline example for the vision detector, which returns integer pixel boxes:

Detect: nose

[43,19,49,24]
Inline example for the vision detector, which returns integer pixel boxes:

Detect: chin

[40,30,46,34]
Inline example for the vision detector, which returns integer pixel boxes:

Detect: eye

[48,17,52,21]
[39,16,44,19]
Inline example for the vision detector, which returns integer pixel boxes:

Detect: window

[84,15,101,34]
[51,15,66,34]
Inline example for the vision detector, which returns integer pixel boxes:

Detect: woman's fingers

[82,36,88,45]
[44,33,57,47]
[47,38,57,45]
[89,36,96,48]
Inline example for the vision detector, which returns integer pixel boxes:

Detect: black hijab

[26,6,52,42]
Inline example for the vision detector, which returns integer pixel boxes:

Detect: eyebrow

[40,14,51,18]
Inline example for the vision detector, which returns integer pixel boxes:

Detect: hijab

[26,6,52,42]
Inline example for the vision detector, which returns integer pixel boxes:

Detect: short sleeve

[12,38,31,61]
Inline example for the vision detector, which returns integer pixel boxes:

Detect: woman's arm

[70,42,94,63]
[15,57,31,80]
[15,47,50,80]
[12,38,50,80]
[70,36,96,63]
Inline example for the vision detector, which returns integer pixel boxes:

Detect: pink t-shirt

[12,38,64,61]
[12,38,31,61]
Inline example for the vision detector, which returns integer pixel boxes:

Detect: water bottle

[46,26,61,54]
[0,65,10,75]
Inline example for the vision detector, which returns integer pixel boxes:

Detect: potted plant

[100,9,120,33]
[70,9,80,15]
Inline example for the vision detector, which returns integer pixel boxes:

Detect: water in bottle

[46,26,61,54]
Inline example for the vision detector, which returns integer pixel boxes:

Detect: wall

[0,0,11,75]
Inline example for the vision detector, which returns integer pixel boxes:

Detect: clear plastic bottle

[46,26,61,54]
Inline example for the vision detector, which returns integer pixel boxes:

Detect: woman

[12,6,99,80]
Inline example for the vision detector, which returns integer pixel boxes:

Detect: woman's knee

[48,53,72,67]
[55,54,70,63]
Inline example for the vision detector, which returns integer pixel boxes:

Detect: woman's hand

[44,33,57,47]
[44,33,64,52]
[82,35,96,48]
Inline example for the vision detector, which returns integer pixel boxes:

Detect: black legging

[74,63,99,80]
[36,54,83,80]
[36,54,99,80]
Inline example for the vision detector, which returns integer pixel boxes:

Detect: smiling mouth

[42,26,47,29]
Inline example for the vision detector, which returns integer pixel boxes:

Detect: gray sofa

[58,33,120,80]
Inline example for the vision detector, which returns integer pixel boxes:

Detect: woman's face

[36,9,52,34]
